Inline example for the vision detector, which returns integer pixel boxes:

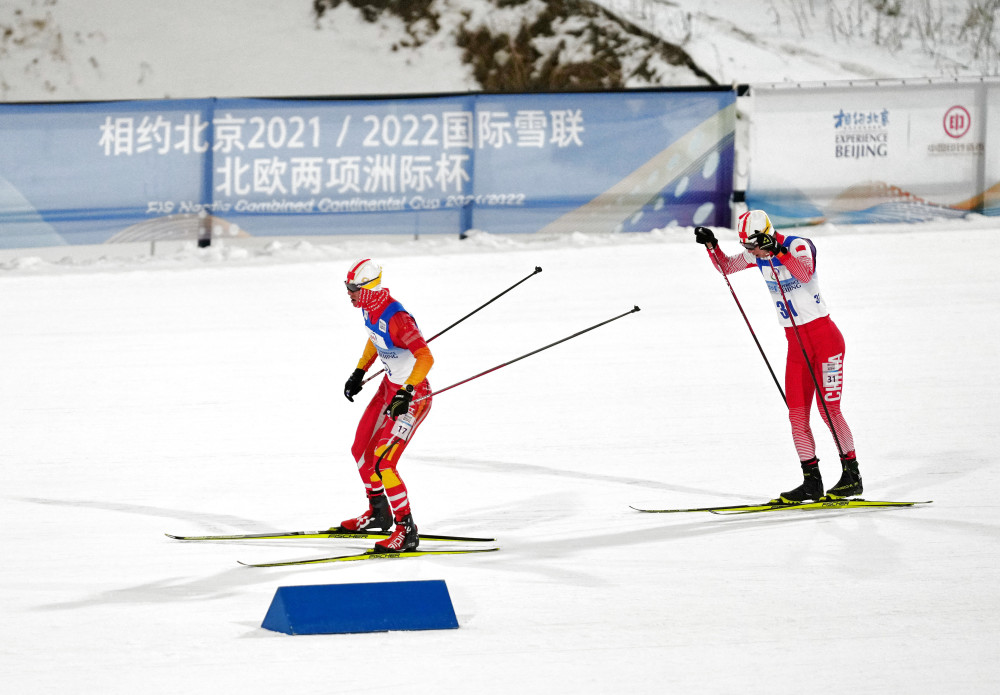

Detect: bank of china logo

[943,105,971,139]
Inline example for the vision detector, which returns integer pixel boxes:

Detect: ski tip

[236,559,295,567]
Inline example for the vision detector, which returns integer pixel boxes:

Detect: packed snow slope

[2,218,999,694]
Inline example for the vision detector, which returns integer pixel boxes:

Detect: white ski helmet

[737,209,774,248]
[345,258,382,291]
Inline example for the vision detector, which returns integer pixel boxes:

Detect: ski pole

[766,259,845,457]
[414,305,641,402]
[706,247,787,405]
[363,266,543,385]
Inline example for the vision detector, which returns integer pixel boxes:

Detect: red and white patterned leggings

[785,316,856,462]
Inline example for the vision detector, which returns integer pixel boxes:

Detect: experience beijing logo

[832,107,889,160]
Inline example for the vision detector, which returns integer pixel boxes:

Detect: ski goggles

[740,232,773,250]
[345,277,381,292]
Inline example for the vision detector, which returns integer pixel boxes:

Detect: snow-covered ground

[3,217,999,693]
[3,1,998,692]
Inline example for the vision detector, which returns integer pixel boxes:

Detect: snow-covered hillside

[598,0,999,85]
[1,0,995,103]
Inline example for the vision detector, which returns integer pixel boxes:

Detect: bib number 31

[776,299,798,319]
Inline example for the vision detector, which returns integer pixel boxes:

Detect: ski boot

[776,458,824,503]
[373,513,419,552]
[825,456,863,499]
[338,493,392,532]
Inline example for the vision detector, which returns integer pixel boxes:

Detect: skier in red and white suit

[695,210,862,502]
[339,258,433,552]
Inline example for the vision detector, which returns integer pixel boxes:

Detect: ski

[166,527,495,543]
[631,499,932,514]
[238,547,500,568]
[631,502,777,514]
[711,499,932,515]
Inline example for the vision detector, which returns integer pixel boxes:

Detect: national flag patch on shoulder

[794,243,807,253]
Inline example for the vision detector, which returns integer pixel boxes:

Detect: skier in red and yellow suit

[340,258,433,552]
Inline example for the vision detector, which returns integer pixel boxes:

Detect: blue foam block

[261,579,459,635]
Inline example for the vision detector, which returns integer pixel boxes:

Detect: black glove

[694,226,718,248]
[747,232,787,255]
[344,368,365,402]
[385,385,414,420]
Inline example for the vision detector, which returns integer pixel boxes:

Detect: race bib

[822,354,844,401]
[391,412,416,441]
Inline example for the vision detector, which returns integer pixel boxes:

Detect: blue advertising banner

[0,99,212,248]
[471,91,736,235]
[0,90,735,249]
